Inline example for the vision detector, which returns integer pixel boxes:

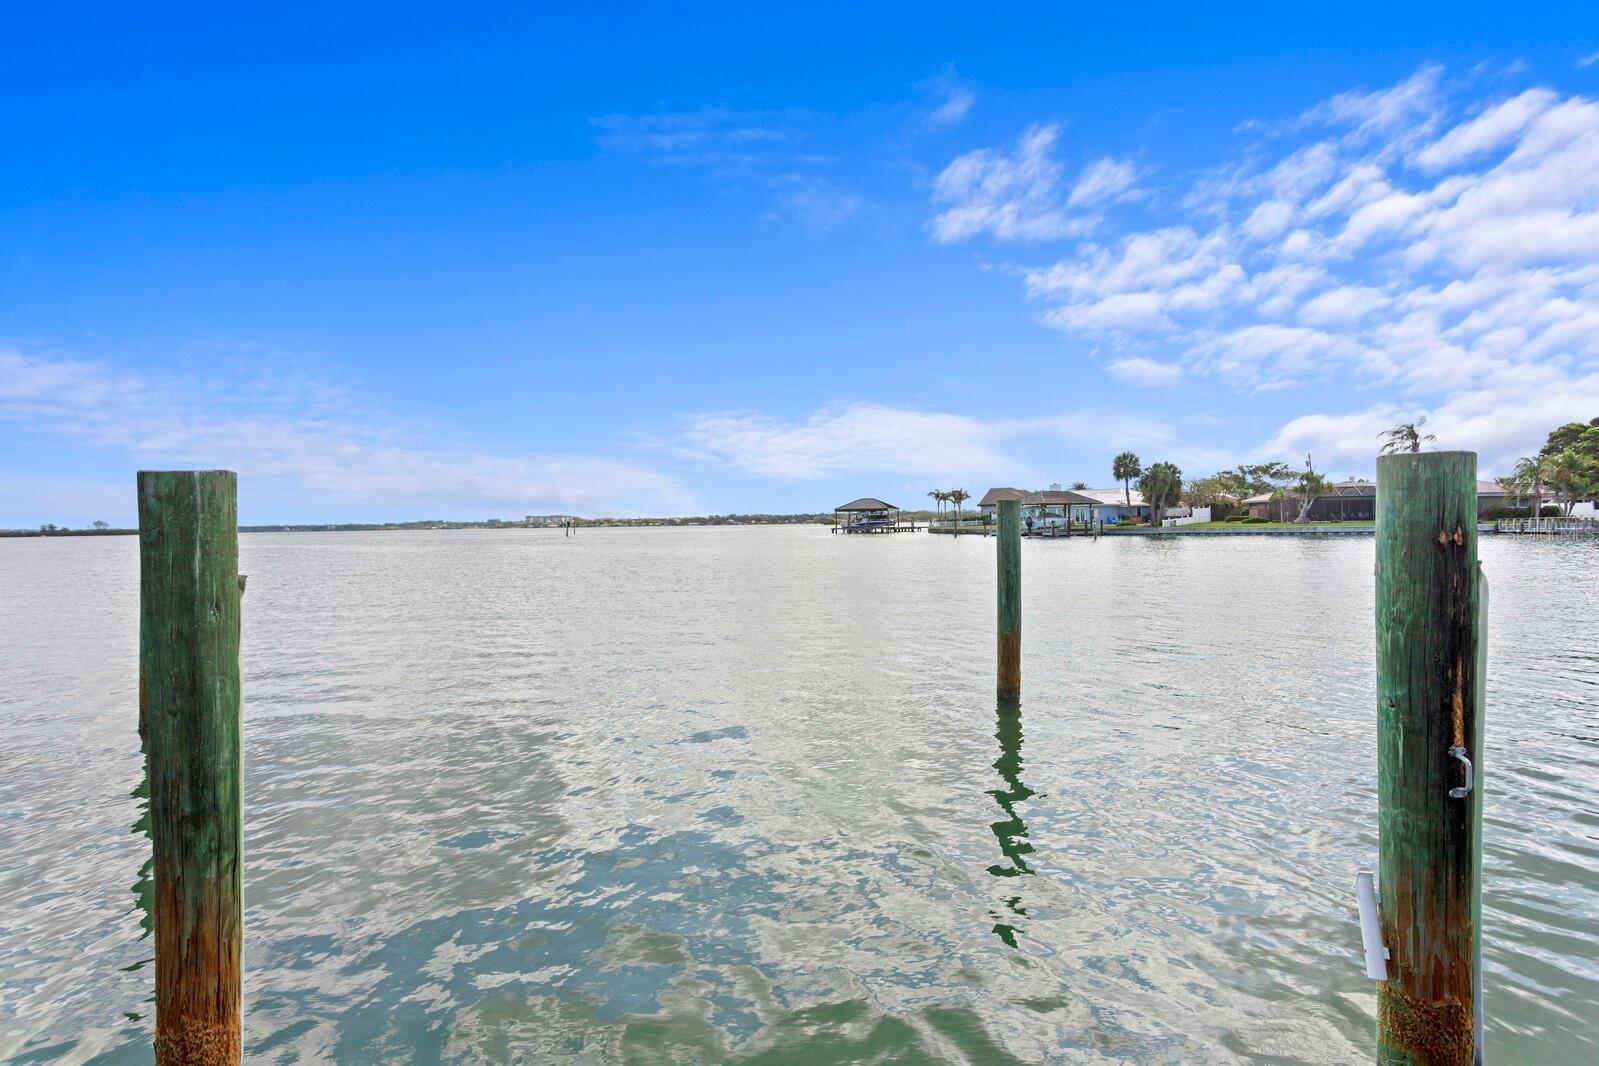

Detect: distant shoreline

[1,517,839,538]
[0,528,138,538]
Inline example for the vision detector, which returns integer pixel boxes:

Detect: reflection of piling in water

[996,499,1021,699]
[135,654,153,942]
[138,471,244,1065]
[131,740,154,944]
[987,697,1034,947]
[1374,452,1486,1066]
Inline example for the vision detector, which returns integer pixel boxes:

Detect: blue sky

[7,3,1599,524]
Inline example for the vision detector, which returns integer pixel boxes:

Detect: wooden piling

[1374,452,1484,1066]
[138,471,244,1066]
[997,498,1021,698]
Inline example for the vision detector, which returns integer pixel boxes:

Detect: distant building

[1244,480,1522,521]
[525,514,579,527]
[977,487,1028,516]
[1244,482,1376,522]
[978,484,1161,526]
[1070,487,1160,525]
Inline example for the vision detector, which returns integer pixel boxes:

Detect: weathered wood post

[997,497,1021,698]
[138,471,244,1066]
[1374,451,1485,1066]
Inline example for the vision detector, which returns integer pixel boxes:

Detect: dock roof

[1020,489,1099,506]
[835,497,897,512]
[978,487,1028,507]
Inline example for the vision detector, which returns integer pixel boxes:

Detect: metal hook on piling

[1447,746,1473,799]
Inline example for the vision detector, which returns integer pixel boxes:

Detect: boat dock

[831,497,922,533]
[831,520,922,534]
[1495,517,1597,536]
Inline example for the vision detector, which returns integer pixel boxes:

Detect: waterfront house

[1071,487,1157,525]
[1245,479,1531,521]
[977,487,1028,517]
[1474,480,1518,515]
[1243,482,1376,521]
[978,484,1158,526]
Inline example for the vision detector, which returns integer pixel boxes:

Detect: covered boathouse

[832,498,918,533]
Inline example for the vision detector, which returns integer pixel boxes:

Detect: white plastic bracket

[1356,871,1389,980]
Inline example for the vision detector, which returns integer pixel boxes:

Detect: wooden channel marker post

[138,471,244,1066]
[996,497,1021,699]
[1373,452,1486,1066]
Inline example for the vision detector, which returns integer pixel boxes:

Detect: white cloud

[929,127,1137,243]
[593,106,855,231]
[1068,157,1139,207]
[1302,65,1444,149]
[1190,325,1365,390]
[1027,227,1246,336]
[1411,88,1558,170]
[1264,366,1599,476]
[0,349,692,519]
[680,403,1018,480]
[931,88,975,126]
[591,107,801,159]
[1259,407,1407,472]
[768,175,859,231]
[677,400,1199,484]
[1106,357,1184,387]
[1268,142,1343,201]
[1298,285,1390,326]
[1242,200,1296,240]
[1044,292,1170,332]
[951,67,1599,469]
[1026,227,1239,301]
[920,67,977,127]
[929,125,1087,242]
[1237,262,1328,317]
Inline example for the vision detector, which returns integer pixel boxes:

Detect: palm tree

[1380,416,1437,455]
[1546,449,1594,516]
[1069,481,1088,490]
[1137,462,1183,525]
[1502,455,1549,517]
[928,489,946,525]
[1112,452,1142,506]
[949,488,970,527]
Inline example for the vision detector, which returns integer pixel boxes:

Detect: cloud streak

[919,67,976,128]
[591,106,856,232]
[928,125,1137,243]
[681,403,1017,480]
[950,66,1599,474]
[0,348,693,522]
[677,400,1203,483]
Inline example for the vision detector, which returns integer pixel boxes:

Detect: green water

[2,528,1595,1062]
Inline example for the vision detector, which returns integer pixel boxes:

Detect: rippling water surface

[2,527,1596,1063]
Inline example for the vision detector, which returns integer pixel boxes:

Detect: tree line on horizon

[22,418,1596,535]
[924,415,1598,530]
[1498,417,1599,517]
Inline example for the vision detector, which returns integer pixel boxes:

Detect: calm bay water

[2,527,1596,1063]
